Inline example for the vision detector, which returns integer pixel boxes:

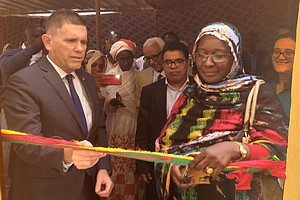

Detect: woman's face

[194,35,234,84]
[272,37,295,75]
[91,57,106,74]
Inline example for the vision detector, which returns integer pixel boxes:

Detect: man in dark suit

[135,42,195,199]
[3,9,113,200]
[0,24,44,85]
[0,23,45,199]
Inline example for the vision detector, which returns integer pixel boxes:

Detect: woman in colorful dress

[155,22,288,200]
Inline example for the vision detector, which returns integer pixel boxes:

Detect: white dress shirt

[46,56,92,131]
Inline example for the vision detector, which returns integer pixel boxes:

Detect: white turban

[109,39,136,60]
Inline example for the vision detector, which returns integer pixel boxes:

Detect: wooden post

[95,0,101,51]
[0,133,4,200]
[283,2,300,199]
[155,10,158,36]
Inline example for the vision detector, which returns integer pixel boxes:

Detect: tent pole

[283,1,300,199]
[95,0,101,50]
[155,10,158,36]
[0,129,4,199]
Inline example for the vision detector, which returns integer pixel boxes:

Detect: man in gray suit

[135,37,165,107]
[3,9,113,200]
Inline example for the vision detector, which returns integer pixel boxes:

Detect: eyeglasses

[272,48,295,59]
[162,58,186,68]
[195,52,231,63]
[144,52,161,62]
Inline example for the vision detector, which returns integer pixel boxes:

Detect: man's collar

[46,55,75,78]
[165,75,189,90]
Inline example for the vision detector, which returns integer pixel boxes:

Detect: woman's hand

[170,165,195,189]
[188,141,244,177]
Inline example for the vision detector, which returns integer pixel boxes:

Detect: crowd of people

[0,8,294,200]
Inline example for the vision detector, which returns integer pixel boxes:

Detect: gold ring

[206,167,214,175]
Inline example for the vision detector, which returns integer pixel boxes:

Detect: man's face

[25,27,44,46]
[162,50,189,87]
[117,50,134,71]
[143,44,163,72]
[43,23,87,73]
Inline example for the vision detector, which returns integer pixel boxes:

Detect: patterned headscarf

[110,39,136,60]
[85,50,106,74]
[193,22,253,92]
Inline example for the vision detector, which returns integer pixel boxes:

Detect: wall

[0,0,295,56]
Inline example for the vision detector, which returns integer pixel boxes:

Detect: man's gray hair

[143,37,165,51]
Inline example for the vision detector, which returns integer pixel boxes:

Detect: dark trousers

[80,173,100,200]
[146,178,159,200]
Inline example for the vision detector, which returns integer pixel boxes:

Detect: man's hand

[95,169,114,197]
[139,173,152,184]
[63,140,107,170]
[109,92,126,108]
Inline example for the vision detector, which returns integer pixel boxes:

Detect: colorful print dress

[155,22,288,200]
[155,79,288,199]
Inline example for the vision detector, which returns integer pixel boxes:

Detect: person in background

[135,42,195,200]
[0,24,45,199]
[135,32,180,72]
[0,24,44,85]
[179,40,196,76]
[242,32,269,77]
[3,9,113,200]
[0,43,14,200]
[105,39,145,199]
[155,22,288,200]
[277,24,292,35]
[85,50,107,106]
[269,33,295,119]
[2,43,13,52]
[161,31,180,44]
[82,49,95,71]
[135,37,165,107]
[135,54,149,71]
[85,50,107,75]
[104,32,121,72]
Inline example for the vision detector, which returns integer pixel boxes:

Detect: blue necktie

[66,74,88,135]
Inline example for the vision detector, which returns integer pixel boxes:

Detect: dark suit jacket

[3,56,111,200]
[135,76,195,174]
[0,45,39,85]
